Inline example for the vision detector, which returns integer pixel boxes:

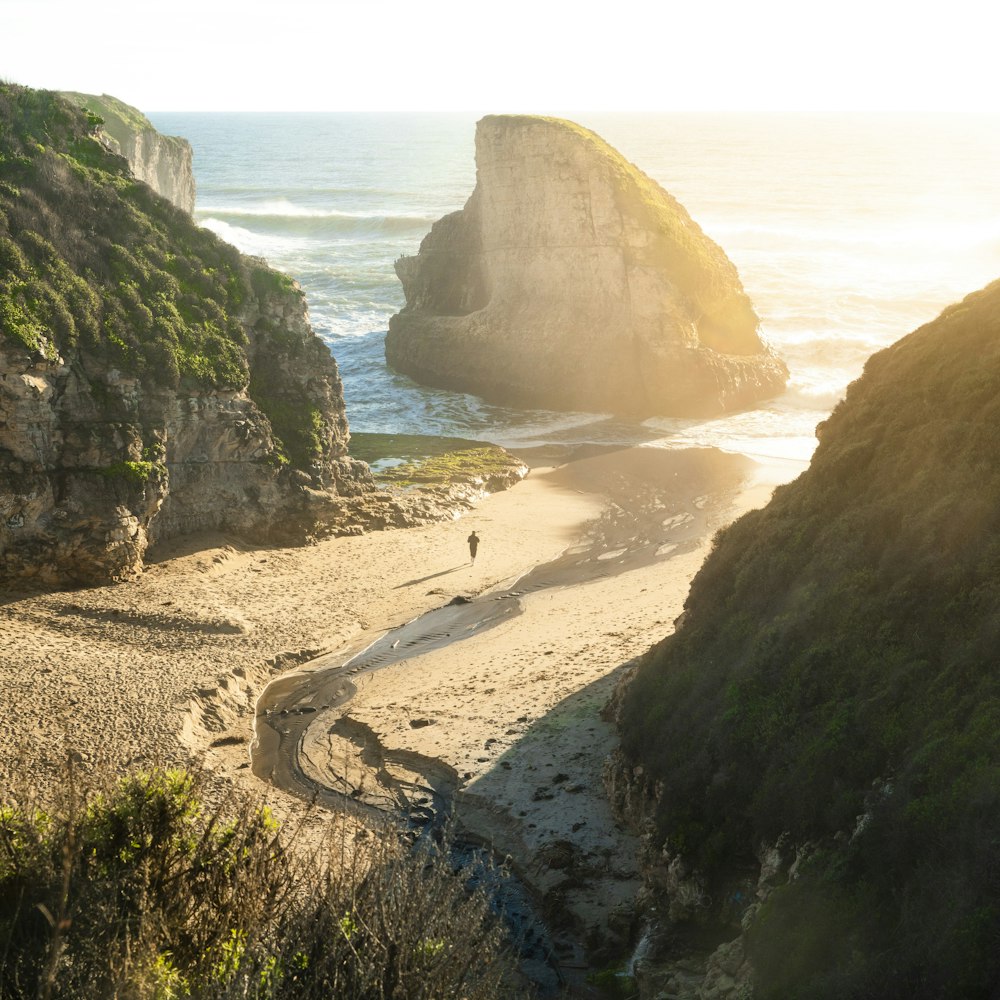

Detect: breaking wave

[196,203,434,239]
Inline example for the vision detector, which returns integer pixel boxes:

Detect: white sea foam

[198,217,299,258]
[198,200,434,223]
[780,381,849,412]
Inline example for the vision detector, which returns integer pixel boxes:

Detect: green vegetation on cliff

[0,85,246,385]
[620,278,1000,998]
[59,91,167,142]
[0,84,328,470]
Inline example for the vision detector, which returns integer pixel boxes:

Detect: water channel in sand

[250,449,735,810]
[249,446,757,991]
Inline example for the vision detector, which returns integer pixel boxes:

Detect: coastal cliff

[0,85,369,587]
[609,278,1000,998]
[386,115,787,417]
[60,92,196,214]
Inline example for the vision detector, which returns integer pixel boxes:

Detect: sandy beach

[0,443,795,978]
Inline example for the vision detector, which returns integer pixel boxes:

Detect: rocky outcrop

[387,115,787,418]
[0,270,371,587]
[1,85,369,587]
[602,737,757,1000]
[61,92,196,214]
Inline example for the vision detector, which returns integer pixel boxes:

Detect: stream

[250,450,748,992]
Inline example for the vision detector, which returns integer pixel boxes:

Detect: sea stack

[386,115,788,417]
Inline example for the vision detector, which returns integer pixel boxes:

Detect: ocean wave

[195,201,434,239]
[198,185,405,199]
[198,198,431,220]
[771,325,890,353]
[779,380,850,412]
[641,406,823,464]
[315,311,396,340]
[199,217,302,258]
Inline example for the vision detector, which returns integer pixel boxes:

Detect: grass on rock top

[59,91,167,139]
[349,432,523,487]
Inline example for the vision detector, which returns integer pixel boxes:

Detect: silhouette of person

[467,530,480,564]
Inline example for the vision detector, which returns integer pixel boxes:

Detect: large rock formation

[1,85,368,587]
[386,115,787,417]
[609,277,1000,998]
[60,92,196,214]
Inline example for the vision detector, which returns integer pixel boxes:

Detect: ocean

[148,112,1000,472]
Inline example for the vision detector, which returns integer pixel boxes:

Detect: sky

[2,0,998,113]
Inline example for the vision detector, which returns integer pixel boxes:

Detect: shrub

[0,765,519,1000]
[97,460,165,485]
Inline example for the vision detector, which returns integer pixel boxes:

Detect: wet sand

[239,446,784,972]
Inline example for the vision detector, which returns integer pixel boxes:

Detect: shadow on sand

[394,564,469,588]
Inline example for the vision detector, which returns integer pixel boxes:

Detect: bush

[0,765,520,1000]
[98,460,165,485]
[0,87,255,389]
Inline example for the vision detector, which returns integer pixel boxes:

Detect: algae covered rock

[387,115,787,417]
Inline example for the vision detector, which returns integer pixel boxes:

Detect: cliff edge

[1,85,369,587]
[610,277,1000,998]
[60,91,196,214]
[386,115,787,417]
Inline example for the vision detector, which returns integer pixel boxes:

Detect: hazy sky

[3,0,997,113]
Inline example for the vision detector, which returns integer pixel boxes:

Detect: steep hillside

[0,85,368,586]
[614,278,1000,998]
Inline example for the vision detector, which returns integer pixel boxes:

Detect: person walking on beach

[467,530,480,565]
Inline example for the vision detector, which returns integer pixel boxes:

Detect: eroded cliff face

[387,115,787,418]
[1,85,369,587]
[602,727,758,1000]
[0,273,370,587]
[60,92,196,214]
[109,125,196,216]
